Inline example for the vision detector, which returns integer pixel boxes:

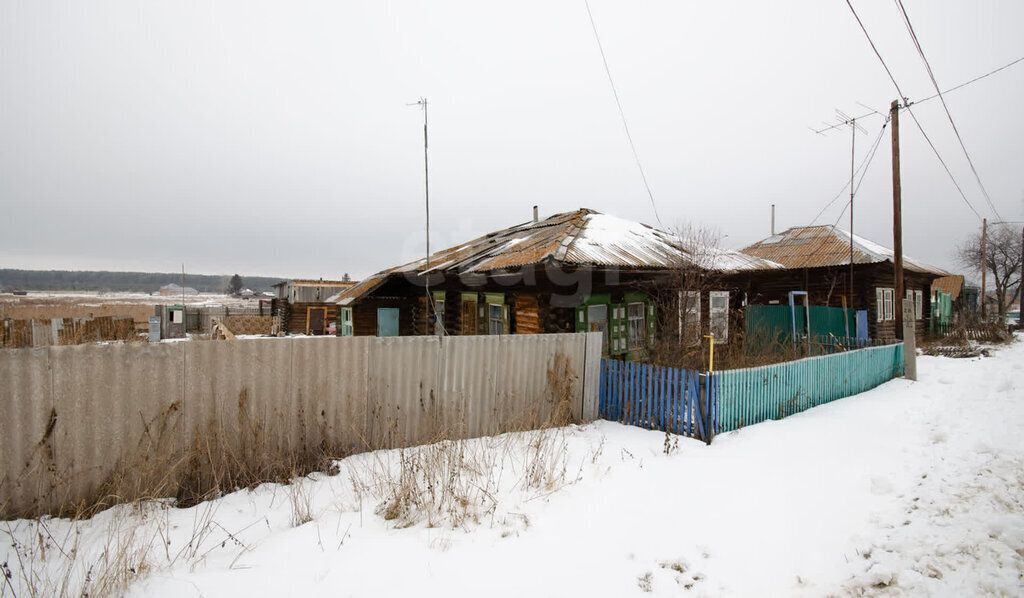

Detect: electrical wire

[845,0,908,101]
[810,122,888,226]
[895,0,1003,222]
[827,119,887,231]
[584,0,663,226]
[845,0,986,222]
[813,54,1024,134]
[916,55,1024,105]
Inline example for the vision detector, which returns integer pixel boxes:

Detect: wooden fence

[712,343,904,432]
[599,343,905,439]
[598,360,713,441]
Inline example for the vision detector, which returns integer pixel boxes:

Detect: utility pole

[890,100,905,340]
[981,218,987,320]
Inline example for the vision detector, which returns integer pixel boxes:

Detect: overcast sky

[2,1,1022,281]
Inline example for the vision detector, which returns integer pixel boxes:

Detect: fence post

[697,373,710,444]
[901,298,917,381]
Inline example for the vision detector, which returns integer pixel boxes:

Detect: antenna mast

[836,109,867,301]
[409,97,431,334]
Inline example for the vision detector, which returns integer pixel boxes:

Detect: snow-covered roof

[331,209,781,305]
[741,225,949,276]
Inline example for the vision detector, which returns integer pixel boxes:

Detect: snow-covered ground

[4,338,1023,597]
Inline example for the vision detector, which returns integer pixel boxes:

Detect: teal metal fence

[712,342,904,432]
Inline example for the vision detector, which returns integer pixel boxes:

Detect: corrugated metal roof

[931,275,965,300]
[740,225,949,276]
[331,209,782,305]
[274,280,355,287]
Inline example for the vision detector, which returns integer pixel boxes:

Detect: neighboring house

[329,208,778,357]
[270,279,357,335]
[931,274,982,327]
[739,225,949,339]
[158,283,199,296]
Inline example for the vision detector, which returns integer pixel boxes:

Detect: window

[170,309,183,324]
[340,307,353,336]
[876,287,894,321]
[678,291,700,345]
[377,307,399,337]
[434,300,445,336]
[627,302,645,349]
[915,290,923,320]
[587,304,609,349]
[488,303,503,335]
[709,291,729,344]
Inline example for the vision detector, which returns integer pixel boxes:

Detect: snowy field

[3,337,1023,597]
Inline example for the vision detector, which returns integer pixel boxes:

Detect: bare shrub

[348,423,579,530]
[545,352,578,427]
[1,505,157,598]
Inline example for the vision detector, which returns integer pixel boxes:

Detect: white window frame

[709,291,729,344]
[914,290,923,320]
[678,290,701,345]
[876,287,894,321]
[587,304,609,350]
[488,303,503,335]
[627,302,646,349]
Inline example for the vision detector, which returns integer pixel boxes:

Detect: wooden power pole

[890,100,905,339]
[981,218,988,320]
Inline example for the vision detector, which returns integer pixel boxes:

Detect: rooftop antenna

[835,109,867,302]
[407,97,437,335]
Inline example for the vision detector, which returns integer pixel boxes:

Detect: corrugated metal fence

[713,343,904,432]
[0,332,601,517]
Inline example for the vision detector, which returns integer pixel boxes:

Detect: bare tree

[957,225,1022,318]
[647,224,725,368]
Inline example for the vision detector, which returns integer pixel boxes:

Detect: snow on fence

[713,342,904,432]
[0,332,602,517]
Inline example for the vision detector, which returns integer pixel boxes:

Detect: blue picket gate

[598,359,716,441]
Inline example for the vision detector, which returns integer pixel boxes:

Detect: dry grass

[1,348,588,593]
[345,358,582,530]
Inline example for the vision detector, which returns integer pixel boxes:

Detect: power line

[916,55,1024,104]
[903,106,983,220]
[845,0,986,222]
[813,54,1024,135]
[895,0,1003,221]
[845,0,908,101]
[810,122,888,225]
[827,121,887,231]
[583,0,663,226]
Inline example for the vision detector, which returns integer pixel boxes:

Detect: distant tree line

[0,269,282,294]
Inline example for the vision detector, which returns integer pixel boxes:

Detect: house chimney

[771,204,776,235]
[533,205,538,223]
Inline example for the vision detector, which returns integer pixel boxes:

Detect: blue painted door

[377,308,399,337]
[856,310,868,340]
